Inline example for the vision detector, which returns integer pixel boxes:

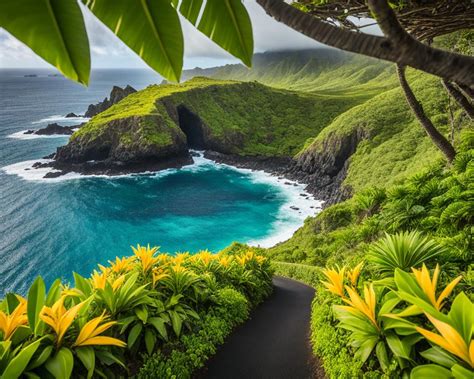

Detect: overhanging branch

[256,0,474,87]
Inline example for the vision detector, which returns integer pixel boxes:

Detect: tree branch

[442,80,474,119]
[255,0,474,87]
[396,64,456,162]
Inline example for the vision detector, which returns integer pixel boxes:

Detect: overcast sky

[0,1,330,70]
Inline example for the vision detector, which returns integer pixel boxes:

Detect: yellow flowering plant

[390,267,473,378]
[0,246,273,378]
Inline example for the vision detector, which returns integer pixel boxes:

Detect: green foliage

[0,248,272,378]
[0,0,253,83]
[185,0,253,67]
[272,261,320,288]
[137,288,249,379]
[73,77,354,158]
[368,231,446,275]
[267,131,473,268]
[0,0,90,85]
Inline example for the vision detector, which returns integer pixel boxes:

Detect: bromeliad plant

[321,236,472,378]
[0,245,272,378]
[390,267,473,378]
[321,264,421,376]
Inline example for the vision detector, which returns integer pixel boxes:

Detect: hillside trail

[198,276,324,379]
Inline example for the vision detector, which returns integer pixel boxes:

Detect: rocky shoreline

[203,151,348,206]
[34,152,193,178]
[24,149,347,205]
[25,122,83,136]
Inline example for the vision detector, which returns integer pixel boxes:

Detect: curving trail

[199,276,322,379]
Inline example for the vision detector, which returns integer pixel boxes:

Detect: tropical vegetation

[0,247,272,378]
[269,130,473,378]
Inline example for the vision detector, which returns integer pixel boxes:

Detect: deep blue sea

[0,69,320,296]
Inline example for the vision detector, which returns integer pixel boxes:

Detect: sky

[0,1,329,71]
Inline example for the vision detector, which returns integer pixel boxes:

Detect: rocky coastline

[25,122,82,136]
[203,150,351,206]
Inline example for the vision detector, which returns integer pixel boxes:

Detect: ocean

[0,68,321,296]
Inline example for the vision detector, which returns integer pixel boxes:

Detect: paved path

[200,276,320,379]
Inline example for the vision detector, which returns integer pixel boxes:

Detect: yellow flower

[61,287,84,298]
[173,252,189,265]
[156,253,170,265]
[245,251,259,262]
[152,268,169,287]
[321,265,346,298]
[108,256,134,273]
[219,256,233,267]
[0,296,28,341]
[171,265,186,273]
[412,264,462,310]
[73,312,126,348]
[132,244,159,273]
[341,284,379,329]
[91,270,107,290]
[40,298,85,346]
[347,262,364,287]
[196,250,214,265]
[256,255,266,265]
[416,313,473,368]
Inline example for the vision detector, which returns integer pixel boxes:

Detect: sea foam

[8,131,72,140]
[1,151,322,246]
[31,115,89,124]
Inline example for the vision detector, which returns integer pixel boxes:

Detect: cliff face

[289,127,370,204]
[55,115,188,163]
[53,78,352,174]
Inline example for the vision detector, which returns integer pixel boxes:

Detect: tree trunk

[255,0,474,87]
[396,65,456,162]
[442,80,474,119]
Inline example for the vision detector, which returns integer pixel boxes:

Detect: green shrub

[138,288,248,379]
[367,231,446,275]
[0,248,273,378]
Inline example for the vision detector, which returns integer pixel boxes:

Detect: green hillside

[201,49,397,99]
[61,77,358,164]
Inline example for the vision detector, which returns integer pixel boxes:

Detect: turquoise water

[0,69,319,296]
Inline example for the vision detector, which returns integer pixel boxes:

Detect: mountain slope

[54,77,357,173]
[185,49,397,99]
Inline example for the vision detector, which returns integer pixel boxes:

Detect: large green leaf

[76,347,95,379]
[448,293,473,344]
[179,0,203,25]
[0,0,90,85]
[27,277,45,336]
[188,0,253,67]
[82,0,183,82]
[1,339,42,379]
[410,364,453,378]
[45,348,74,379]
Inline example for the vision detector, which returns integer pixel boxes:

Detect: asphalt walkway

[200,276,321,379]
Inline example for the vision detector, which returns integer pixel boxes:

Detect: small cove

[0,69,322,296]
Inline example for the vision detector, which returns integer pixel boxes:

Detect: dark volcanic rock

[25,123,80,136]
[203,150,292,175]
[51,114,191,177]
[43,154,193,178]
[84,85,136,118]
[65,112,80,118]
[288,127,370,205]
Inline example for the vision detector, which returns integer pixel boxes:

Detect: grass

[71,77,359,158]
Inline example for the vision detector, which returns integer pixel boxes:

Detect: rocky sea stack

[84,85,137,118]
[25,123,79,136]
